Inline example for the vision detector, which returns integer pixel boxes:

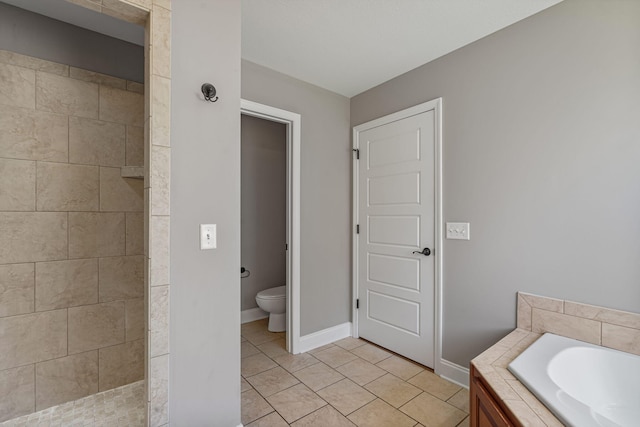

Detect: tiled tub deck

[471,292,640,426]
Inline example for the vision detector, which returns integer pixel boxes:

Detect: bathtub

[508,333,640,427]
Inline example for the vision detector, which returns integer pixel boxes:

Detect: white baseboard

[299,322,352,353]
[437,358,469,388]
[241,307,268,324]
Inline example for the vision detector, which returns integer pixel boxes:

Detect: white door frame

[241,99,301,354]
[352,99,444,374]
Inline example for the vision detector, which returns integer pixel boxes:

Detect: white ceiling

[4,0,563,98]
[242,0,563,97]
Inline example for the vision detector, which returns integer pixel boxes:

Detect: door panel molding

[352,98,443,373]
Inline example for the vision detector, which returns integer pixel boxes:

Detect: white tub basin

[508,333,640,427]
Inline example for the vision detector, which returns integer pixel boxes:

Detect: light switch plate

[446,222,470,240]
[200,224,217,249]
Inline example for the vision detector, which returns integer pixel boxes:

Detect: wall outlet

[446,222,470,240]
[200,224,217,249]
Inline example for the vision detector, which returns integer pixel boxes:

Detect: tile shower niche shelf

[120,166,144,179]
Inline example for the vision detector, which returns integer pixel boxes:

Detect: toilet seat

[256,285,285,300]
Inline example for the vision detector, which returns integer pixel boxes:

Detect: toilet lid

[257,285,286,299]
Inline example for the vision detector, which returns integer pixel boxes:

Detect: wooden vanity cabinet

[470,365,519,427]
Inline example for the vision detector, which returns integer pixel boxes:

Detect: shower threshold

[0,380,145,426]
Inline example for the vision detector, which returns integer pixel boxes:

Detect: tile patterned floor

[242,319,470,427]
[0,381,145,427]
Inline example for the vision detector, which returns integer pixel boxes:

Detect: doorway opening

[240,100,301,354]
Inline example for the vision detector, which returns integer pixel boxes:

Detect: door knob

[413,248,431,256]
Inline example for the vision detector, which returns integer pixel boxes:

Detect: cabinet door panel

[470,368,514,427]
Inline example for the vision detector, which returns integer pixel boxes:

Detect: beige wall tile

[69,212,126,259]
[150,75,171,147]
[65,0,101,12]
[126,298,145,342]
[99,255,144,302]
[35,351,98,410]
[35,259,98,311]
[144,120,150,187]
[0,158,36,211]
[531,308,601,345]
[124,0,153,10]
[0,50,68,76]
[149,354,169,426]
[564,301,640,330]
[150,146,170,215]
[101,0,149,25]
[0,105,68,162]
[517,293,532,331]
[0,310,67,370]
[520,293,563,313]
[127,81,145,94]
[126,212,144,255]
[602,323,640,356]
[153,0,171,10]
[98,339,144,391]
[69,116,126,167]
[36,72,99,118]
[100,167,144,212]
[99,86,144,126]
[150,216,169,286]
[101,7,146,26]
[0,63,35,109]
[144,189,149,256]
[150,285,169,357]
[151,7,171,78]
[0,212,67,264]
[69,67,126,89]
[68,301,125,354]
[0,365,35,423]
[126,125,144,166]
[36,162,99,211]
[0,263,34,318]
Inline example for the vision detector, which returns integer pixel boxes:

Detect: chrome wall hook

[201,83,219,102]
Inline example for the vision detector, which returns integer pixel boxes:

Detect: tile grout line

[242,320,466,427]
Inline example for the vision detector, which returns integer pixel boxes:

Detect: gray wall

[0,1,143,82]
[241,115,287,311]
[242,60,352,335]
[170,0,241,425]
[351,0,640,367]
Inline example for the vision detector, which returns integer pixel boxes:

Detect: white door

[354,101,439,368]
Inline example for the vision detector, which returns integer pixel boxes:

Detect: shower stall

[0,0,163,423]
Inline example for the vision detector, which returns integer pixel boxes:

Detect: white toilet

[255,285,286,332]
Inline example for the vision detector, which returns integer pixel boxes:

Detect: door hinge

[352,148,360,159]
[356,224,359,234]
[285,243,288,250]
[356,299,359,309]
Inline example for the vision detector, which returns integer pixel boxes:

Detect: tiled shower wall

[0,50,145,422]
